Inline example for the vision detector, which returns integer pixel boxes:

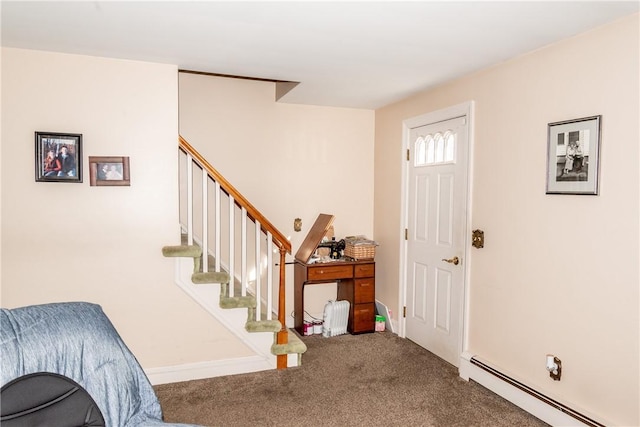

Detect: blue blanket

[1,302,199,427]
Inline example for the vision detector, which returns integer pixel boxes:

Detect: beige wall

[0,48,254,368]
[374,15,639,425]
[178,73,375,320]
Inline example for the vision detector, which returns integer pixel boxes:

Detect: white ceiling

[2,1,638,109]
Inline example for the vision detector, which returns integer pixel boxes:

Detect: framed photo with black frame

[35,132,83,183]
[546,115,601,195]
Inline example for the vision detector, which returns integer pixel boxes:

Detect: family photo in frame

[546,115,601,195]
[89,156,130,186]
[35,132,83,183]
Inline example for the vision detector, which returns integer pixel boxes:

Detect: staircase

[162,136,306,373]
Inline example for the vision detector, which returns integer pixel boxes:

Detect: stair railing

[179,136,292,369]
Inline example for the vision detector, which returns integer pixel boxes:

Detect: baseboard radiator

[322,300,349,337]
[470,357,605,427]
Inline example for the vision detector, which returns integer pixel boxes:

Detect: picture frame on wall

[546,115,601,195]
[89,156,130,186]
[35,132,83,183]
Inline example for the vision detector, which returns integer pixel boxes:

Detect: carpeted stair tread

[219,296,256,309]
[192,271,230,284]
[162,245,202,258]
[245,319,282,333]
[271,331,307,355]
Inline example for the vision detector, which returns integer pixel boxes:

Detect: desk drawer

[308,264,353,281]
[353,303,375,333]
[354,263,374,278]
[354,278,375,303]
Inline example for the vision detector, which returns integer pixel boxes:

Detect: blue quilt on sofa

[0,302,199,427]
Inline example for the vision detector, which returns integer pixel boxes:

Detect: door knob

[441,256,460,265]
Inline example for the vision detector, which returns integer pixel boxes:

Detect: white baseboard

[146,355,274,385]
[459,352,608,427]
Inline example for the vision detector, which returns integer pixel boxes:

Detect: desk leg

[294,263,305,335]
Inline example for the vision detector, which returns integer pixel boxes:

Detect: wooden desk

[294,259,375,335]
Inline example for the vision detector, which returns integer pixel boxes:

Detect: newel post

[276,246,288,369]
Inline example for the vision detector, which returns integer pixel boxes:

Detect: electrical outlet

[546,354,562,381]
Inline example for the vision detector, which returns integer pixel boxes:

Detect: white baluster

[266,232,273,321]
[255,220,261,321]
[229,196,235,297]
[186,154,193,246]
[241,207,247,297]
[201,169,208,272]
[215,182,221,272]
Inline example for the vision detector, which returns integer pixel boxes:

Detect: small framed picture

[546,115,601,195]
[89,156,130,186]
[35,132,83,183]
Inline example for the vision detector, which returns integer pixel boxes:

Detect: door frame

[398,101,475,367]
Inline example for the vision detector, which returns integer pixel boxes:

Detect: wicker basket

[344,242,376,260]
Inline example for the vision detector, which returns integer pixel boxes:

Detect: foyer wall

[0,48,254,368]
[374,15,639,425]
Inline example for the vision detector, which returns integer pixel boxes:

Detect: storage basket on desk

[344,236,378,260]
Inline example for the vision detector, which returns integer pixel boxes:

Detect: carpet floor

[155,331,549,426]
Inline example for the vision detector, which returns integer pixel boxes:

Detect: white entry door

[405,113,469,367]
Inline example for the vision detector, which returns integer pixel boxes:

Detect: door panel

[415,175,430,242]
[435,267,452,332]
[411,262,429,322]
[405,115,468,367]
[437,173,454,246]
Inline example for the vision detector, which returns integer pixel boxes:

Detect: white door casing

[400,102,473,368]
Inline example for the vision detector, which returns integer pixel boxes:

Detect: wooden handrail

[179,136,291,254]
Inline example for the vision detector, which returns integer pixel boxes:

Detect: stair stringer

[147,257,278,385]
[180,226,285,327]
[176,229,304,365]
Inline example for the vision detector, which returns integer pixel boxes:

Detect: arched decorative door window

[414,130,456,166]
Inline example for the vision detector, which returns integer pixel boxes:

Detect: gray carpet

[155,331,549,426]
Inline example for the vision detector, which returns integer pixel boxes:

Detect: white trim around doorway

[397,101,475,366]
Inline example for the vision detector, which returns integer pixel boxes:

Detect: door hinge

[403,306,407,318]
[405,228,408,240]
[406,149,410,161]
